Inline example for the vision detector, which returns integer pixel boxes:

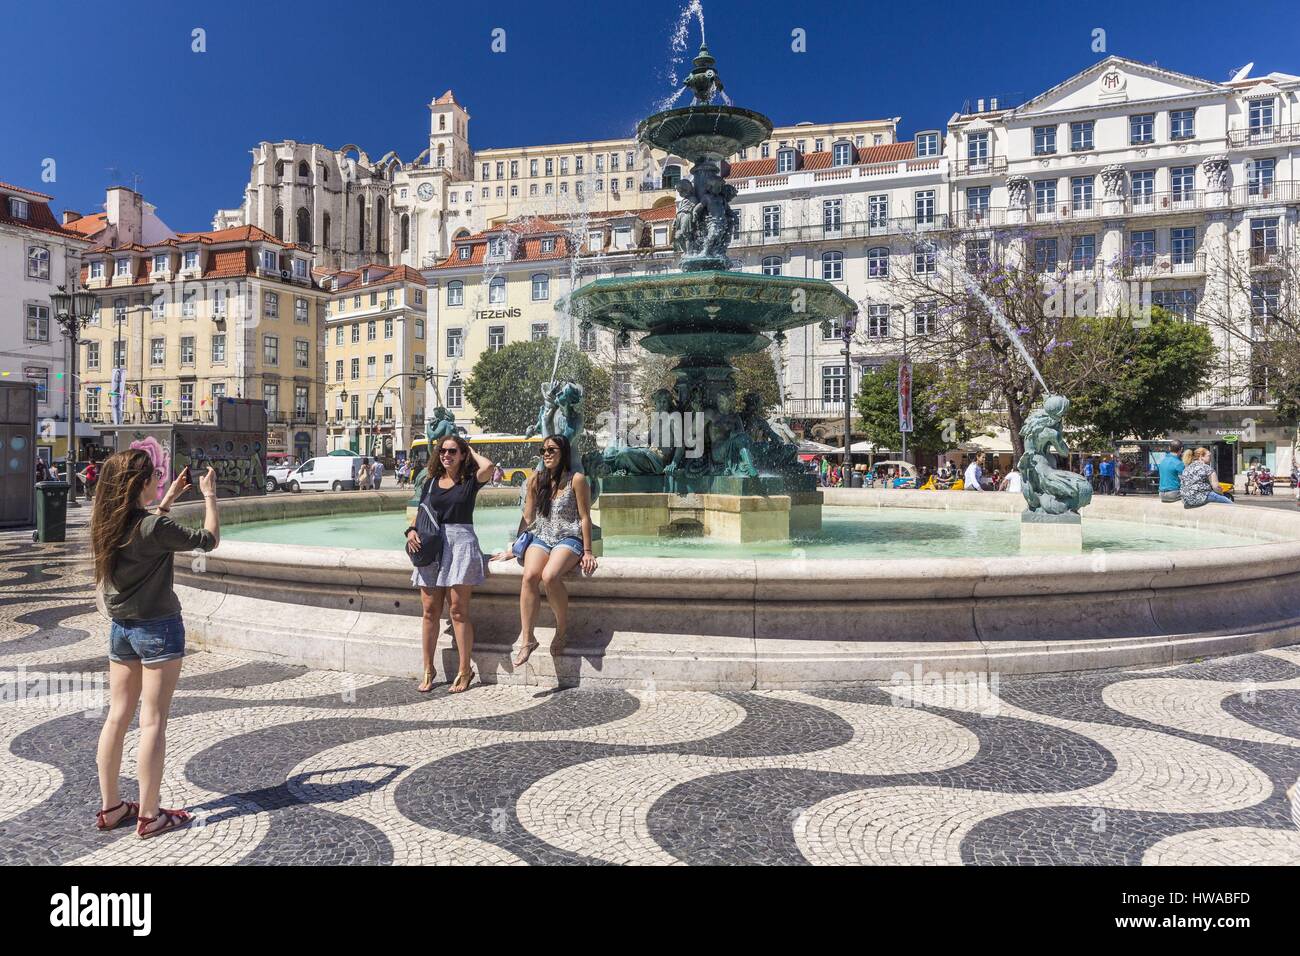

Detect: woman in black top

[405,434,494,693]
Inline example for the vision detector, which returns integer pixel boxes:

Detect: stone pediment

[1239,81,1283,100]
[1012,56,1223,117]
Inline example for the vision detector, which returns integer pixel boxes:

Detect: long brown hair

[429,434,475,484]
[530,434,572,519]
[90,449,156,586]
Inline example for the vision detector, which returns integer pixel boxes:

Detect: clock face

[417,182,434,202]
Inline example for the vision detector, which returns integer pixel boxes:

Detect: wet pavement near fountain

[2,513,1297,866]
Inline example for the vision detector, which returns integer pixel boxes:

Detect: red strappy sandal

[136,808,193,839]
[95,801,139,831]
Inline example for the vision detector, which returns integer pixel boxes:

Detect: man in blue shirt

[1098,456,1114,494]
[1157,440,1185,503]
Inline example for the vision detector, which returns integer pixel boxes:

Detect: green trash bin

[35,480,70,543]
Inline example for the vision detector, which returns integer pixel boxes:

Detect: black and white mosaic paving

[1,518,1297,865]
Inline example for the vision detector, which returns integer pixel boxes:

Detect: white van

[285,455,362,492]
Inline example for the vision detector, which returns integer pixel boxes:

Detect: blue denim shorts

[527,535,584,559]
[109,615,186,665]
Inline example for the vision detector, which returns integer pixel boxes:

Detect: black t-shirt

[422,473,485,525]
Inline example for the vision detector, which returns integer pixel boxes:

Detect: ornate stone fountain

[564,43,858,541]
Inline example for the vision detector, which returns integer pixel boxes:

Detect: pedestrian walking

[91,451,220,838]
[372,459,384,489]
[405,435,494,694]
[79,459,99,501]
[357,459,371,491]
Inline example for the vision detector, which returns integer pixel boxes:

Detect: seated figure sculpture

[1018,395,1093,515]
[526,381,585,473]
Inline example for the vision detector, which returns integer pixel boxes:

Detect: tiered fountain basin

[169,488,1300,689]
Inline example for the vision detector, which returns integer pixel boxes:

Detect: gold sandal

[449,669,475,694]
[417,669,436,693]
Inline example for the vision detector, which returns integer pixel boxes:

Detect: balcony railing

[1248,247,1285,268]
[950,207,1007,229]
[1118,252,1207,277]
[1231,181,1300,206]
[1187,385,1272,408]
[783,398,850,419]
[1028,202,1100,222]
[1126,190,1204,214]
[1227,123,1300,148]
[732,214,951,247]
[951,155,1007,177]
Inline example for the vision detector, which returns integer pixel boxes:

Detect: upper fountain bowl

[638,105,773,164]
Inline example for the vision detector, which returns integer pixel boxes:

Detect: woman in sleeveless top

[496,433,596,666]
[405,434,495,693]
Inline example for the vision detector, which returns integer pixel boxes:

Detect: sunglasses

[439,448,461,457]
[542,447,561,456]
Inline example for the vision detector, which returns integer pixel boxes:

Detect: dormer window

[587,230,603,251]
[261,249,278,272]
[184,250,199,270]
[153,254,168,272]
[915,132,939,157]
[90,261,104,279]
[832,141,853,167]
[8,197,29,219]
[293,258,308,278]
[776,148,797,173]
[457,246,471,260]
[488,237,508,257]
[115,258,132,277]
[540,237,556,253]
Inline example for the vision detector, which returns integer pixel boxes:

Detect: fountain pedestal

[597,489,820,543]
[1020,511,1083,554]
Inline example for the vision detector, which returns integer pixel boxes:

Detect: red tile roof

[0,191,90,241]
[0,181,54,201]
[62,212,109,237]
[321,262,427,290]
[205,249,252,279]
[726,141,916,179]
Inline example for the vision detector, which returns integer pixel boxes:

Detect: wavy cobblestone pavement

[1,517,1297,865]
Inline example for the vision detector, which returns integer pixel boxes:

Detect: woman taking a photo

[506,434,597,666]
[92,451,220,838]
[406,434,494,693]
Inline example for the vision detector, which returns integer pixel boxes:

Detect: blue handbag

[510,530,535,565]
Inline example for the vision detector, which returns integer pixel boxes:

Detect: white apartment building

[0,181,91,462]
[945,55,1300,476]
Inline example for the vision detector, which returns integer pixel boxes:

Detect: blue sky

[4,0,1295,231]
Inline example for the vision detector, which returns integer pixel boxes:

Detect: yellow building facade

[79,225,329,460]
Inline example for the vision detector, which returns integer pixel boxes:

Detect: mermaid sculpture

[526,381,585,473]
[1018,395,1092,515]
[413,406,465,497]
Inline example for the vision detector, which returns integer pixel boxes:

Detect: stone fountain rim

[636,103,774,155]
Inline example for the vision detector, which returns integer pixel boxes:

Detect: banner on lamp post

[110,367,125,425]
[898,360,913,433]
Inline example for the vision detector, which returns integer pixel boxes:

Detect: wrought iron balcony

[1125,190,1204,214]
[1231,181,1300,206]
[1227,123,1300,148]
[1186,385,1272,408]
[731,214,951,248]
[951,155,1007,177]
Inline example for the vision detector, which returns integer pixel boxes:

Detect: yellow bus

[407,433,544,486]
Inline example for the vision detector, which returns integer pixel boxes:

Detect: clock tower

[428,90,472,180]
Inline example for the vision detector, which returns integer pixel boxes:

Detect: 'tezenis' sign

[474,308,522,320]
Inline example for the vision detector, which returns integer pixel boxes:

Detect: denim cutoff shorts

[527,535,584,559]
[109,614,186,665]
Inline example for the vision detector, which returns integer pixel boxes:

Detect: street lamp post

[840,312,858,477]
[897,304,909,466]
[50,284,97,507]
[366,372,424,457]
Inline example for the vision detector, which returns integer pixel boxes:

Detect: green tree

[1061,309,1218,448]
[464,338,611,435]
[854,360,967,457]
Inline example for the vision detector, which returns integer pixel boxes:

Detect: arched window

[297,160,310,180]
[488,276,506,305]
[761,256,782,276]
[832,141,853,167]
[273,206,285,240]
[375,202,385,254]
[531,273,549,301]
[661,164,681,188]
[357,198,366,253]
[447,281,464,306]
[274,160,285,180]
[439,115,446,131]
[400,214,410,252]
[821,250,843,281]
[867,247,890,278]
[322,213,331,249]
[436,144,446,168]
[296,207,311,246]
